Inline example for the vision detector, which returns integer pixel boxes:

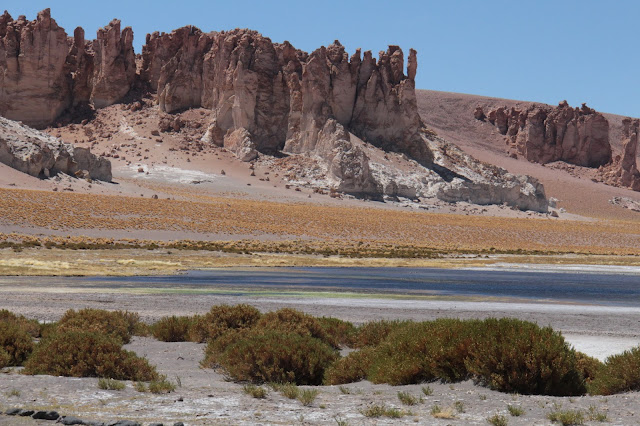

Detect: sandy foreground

[1,276,640,425]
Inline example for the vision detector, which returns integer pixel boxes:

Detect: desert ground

[0,90,639,425]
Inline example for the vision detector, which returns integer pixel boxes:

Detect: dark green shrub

[56,309,132,344]
[575,351,603,383]
[588,346,640,395]
[354,320,409,348]
[190,304,261,343]
[465,318,586,396]
[324,346,375,385]
[366,319,475,385]
[0,322,33,366]
[0,348,10,368]
[317,317,357,348]
[255,308,334,348]
[23,330,158,381]
[0,309,41,337]
[151,316,196,342]
[119,311,150,337]
[204,328,338,385]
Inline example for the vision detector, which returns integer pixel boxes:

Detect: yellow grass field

[0,187,638,256]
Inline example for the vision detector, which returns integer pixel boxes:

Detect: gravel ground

[0,286,639,424]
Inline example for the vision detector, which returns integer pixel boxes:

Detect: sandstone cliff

[482,101,612,167]
[0,9,135,128]
[0,116,111,181]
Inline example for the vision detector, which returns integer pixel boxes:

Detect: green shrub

[151,316,196,342]
[575,351,603,384]
[397,391,420,406]
[277,383,300,399]
[0,310,41,337]
[354,320,408,348]
[465,318,586,396]
[255,308,335,348]
[148,376,176,393]
[204,328,338,385]
[119,311,149,337]
[0,348,10,368]
[547,409,584,425]
[98,378,125,390]
[487,414,508,426]
[23,330,158,381]
[298,389,319,406]
[507,405,523,416]
[588,346,640,395]
[56,309,132,344]
[324,346,375,385]
[190,304,261,343]
[317,317,357,348]
[366,319,475,385]
[0,321,34,366]
[243,384,268,398]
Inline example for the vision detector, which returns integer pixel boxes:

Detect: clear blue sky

[5,1,639,117]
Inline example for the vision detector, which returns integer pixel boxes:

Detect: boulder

[0,116,112,181]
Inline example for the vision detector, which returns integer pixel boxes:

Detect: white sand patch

[118,118,145,141]
[564,334,640,361]
[117,164,224,184]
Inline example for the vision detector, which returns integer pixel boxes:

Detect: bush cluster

[326,318,588,396]
[23,329,158,381]
[0,321,34,367]
[56,309,140,344]
[205,328,337,385]
[588,347,640,395]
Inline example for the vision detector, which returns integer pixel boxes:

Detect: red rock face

[486,101,612,168]
[599,118,640,191]
[0,9,135,128]
[142,29,432,166]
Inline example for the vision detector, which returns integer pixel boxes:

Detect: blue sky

[5,1,639,117]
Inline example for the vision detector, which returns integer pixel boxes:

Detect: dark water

[75,267,640,307]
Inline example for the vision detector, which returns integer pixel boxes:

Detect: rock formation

[483,101,612,167]
[598,118,640,191]
[143,29,432,166]
[0,116,111,181]
[0,9,135,128]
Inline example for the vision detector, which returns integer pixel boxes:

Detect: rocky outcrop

[143,29,432,167]
[484,101,612,167]
[0,9,135,128]
[89,19,136,108]
[598,118,640,191]
[0,116,111,181]
[0,9,71,128]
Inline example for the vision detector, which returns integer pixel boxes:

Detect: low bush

[323,318,586,396]
[255,308,335,348]
[0,310,41,337]
[317,317,357,348]
[366,319,476,385]
[98,378,125,390]
[243,384,268,399]
[353,320,409,348]
[547,409,584,425]
[588,346,640,395]
[190,304,261,343]
[324,346,375,385]
[465,318,586,395]
[23,330,158,381]
[56,309,133,344]
[298,388,319,406]
[151,315,196,342]
[148,376,176,394]
[0,321,34,366]
[204,328,338,385]
[487,414,508,426]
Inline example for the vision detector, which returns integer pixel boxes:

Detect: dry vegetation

[0,187,639,257]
